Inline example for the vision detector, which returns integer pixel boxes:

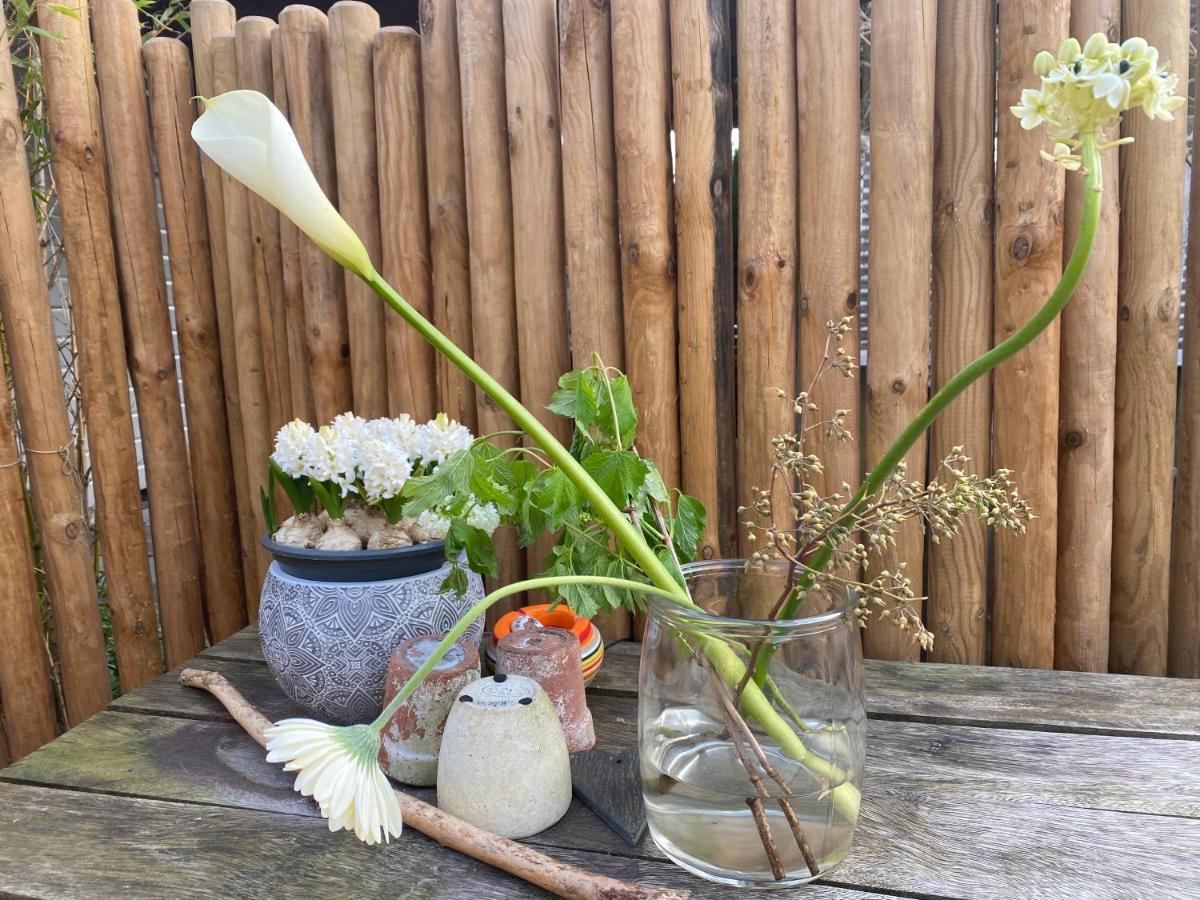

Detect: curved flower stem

[368,575,681,733]
[364,272,685,601]
[750,133,1105,687]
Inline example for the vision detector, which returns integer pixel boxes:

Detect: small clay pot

[436,675,572,838]
[378,635,480,786]
[495,626,595,753]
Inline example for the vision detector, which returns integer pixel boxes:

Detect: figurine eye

[459,694,473,703]
[493,673,508,683]
[518,697,533,706]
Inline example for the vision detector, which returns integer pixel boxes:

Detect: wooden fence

[0,0,1196,763]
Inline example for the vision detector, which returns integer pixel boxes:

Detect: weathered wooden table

[1,628,1198,899]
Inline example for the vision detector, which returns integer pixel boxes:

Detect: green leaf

[402,449,473,516]
[670,494,708,563]
[48,4,80,20]
[581,450,651,508]
[309,480,345,520]
[597,373,638,448]
[547,369,601,433]
[439,563,470,597]
[640,462,670,503]
[260,486,277,535]
[447,520,498,578]
[269,459,314,516]
[531,467,580,529]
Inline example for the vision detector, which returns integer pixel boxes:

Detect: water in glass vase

[642,708,858,888]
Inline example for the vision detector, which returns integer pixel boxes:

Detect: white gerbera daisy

[265,719,402,845]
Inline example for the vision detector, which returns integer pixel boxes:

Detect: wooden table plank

[5,709,1199,898]
[204,630,1200,739]
[0,781,898,900]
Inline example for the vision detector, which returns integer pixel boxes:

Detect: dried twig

[704,664,820,878]
[180,668,690,900]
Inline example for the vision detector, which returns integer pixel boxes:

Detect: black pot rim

[261,535,449,582]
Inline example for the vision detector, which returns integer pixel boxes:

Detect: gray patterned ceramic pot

[258,538,485,725]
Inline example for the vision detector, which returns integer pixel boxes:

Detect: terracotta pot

[495,626,595,752]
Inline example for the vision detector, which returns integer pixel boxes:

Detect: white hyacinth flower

[265,719,402,845]
[465,501,501,536]
[416,508,451,540]
[360,438,414,502]
[323,413,371,497]
[191,90,375,278]
[367,414,422,458]
[272,419,317,478]
[416,413,474,467]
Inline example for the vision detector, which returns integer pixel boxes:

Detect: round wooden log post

[456,0,527,621]
[669,0,736,561]
[192,0,262,607]
[1112,0,1188,676]
[927,0,994,666]
[30,0,163,693]
[213,31,275,599]
[864,0,936,663]
[1055,0,1119,673]
[797,0,862,515]
[278,4,355,425]
[420,0,478,431]
[504,0,573,599]
[558,0,625,371]
[734,0,796,563]
[235,17,293,434]
[330,1,388,419]
[1,5,110,725]
[993,0,1069,669]
[611,1,680,493]
[93,0,207,667]
[558,0,632,642]
[0,354,57,759]
[271,27,317,426]
[144,37,249,643]
[374,28,438,423]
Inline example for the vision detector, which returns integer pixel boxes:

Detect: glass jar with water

[639,560,866,888]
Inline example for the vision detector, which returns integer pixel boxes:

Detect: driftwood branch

[179,669,689,900]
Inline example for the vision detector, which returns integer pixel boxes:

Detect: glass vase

[639,559,866,888]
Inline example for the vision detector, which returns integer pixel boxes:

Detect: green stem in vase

[750,132,1104,687]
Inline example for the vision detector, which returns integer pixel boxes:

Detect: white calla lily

[265,719,402,845]
[192,90,374,278]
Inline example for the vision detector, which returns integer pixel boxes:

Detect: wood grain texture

[10,648,1200,899]
[0,355,56,760]
[213,32,275,597]
[3,3,111,725]
[734,0,796,553]
[1111,0,1189,676]
[796,0,862,506]
[29,0,162,695]
[329,1,388,418]
[1056,0,1119,673]
[373,27,438,422]
[191,0,261,606]
[503,0,575,603]
[669,0,736,560]
[0,781,765,900]
[611,0,680,493]
[1171,22,1200,680]
[419,0,478,431]
[927,0,993,665]
[93,0,207,668]
[272,26,317,425]
[992,0,1069,669]
[863,0,935,662]
[278,4,355,424]
[456,0,527,620]
[558,0,624,371]
[235,17,293,435]
[144,37,248,644]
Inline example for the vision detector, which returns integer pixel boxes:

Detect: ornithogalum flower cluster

[1011,33,1184,171]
